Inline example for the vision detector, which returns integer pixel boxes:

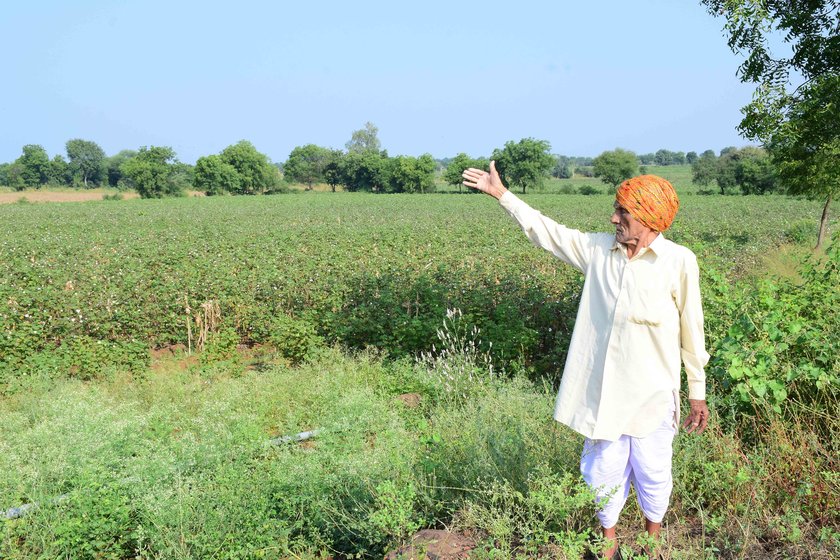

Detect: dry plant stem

[195,299,221,352]
[184,294,192,355]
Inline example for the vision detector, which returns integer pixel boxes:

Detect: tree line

[0,124,769,198]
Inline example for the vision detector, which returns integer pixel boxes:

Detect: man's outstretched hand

[682,399,709,434]
[462,160,508,200]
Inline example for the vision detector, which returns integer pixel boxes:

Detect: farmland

[1,192,838,558]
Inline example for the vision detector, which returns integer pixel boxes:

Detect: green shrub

[269,315,325,364]
[201,326,239,364]
[708,237,838,426]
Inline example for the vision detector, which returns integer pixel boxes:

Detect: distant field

[0,190,140,204]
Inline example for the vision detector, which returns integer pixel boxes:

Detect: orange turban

[615,175,680,232]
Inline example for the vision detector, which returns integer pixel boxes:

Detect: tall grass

[2,337,837,558]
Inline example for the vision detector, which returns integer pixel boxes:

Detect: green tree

[284,144,332,189]
[768,75,839,247]
[339,151,389,192]
[120,146,183,198]
[686,151,699,165]
[552,155,574,179]
[638,153,656,165]
[592,148,639,188]
[106,150,137,188]
[194,155,240,195]
[66,139,106,187]
[0,163,9,187]
[491,138,554,194]
[345,122,382,154]
[386,154,436,193]
[323,149,344,192]
[443,153,487,192]
[14,144,50,188]
[691,150,719,189]
[701,0,839,246]
[219,140,279,195]
[715,150,741,194]
[47,155,70,186]
[735,146,779,195]
[654,149,673,166]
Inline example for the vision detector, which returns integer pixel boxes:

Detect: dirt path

[0,191,206,204]
[0,191,141,204]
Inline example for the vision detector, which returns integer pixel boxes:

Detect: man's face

[611,201,653,246]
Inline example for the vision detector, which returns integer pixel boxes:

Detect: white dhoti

[580,407,676,528]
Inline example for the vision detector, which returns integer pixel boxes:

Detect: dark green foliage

[66,139,106,188]
[443,153,488,192]
[492,138,555,194]
[654,148,686,166]
[691,149,718,188]
[13,144,50,189]
[322,148,344,192]
[105,150,137,188]
[338,150,390,192]
[284,144,332,189]
[47,155,70,186]
[708,237,839,425]
[269,315,325,364]
[638,152,656,165]
[120,146,183,198]
[219,140,280,195]
[692,146,779,195]
[385,154,436,193]
[551,155,573,179]
[701,0,839,245]
[193,154,240,195]
[592,148,638,187]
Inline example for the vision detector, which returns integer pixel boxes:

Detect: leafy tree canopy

[345,122,382,154]
[48,155,70,186]
[120,146,183,198]
[443,153,488,192]
[701,0,839,245]
[106,150,137,188]
[66,139,106,187]
[194,154,241,196]
[492,138,554,194]
[219,140,279,195]
[592,148,639,188]
[284,144,332,189]
[13,144,50,189]
[322,149,344,192]
[339,151,389,192]
[386,154,436,194]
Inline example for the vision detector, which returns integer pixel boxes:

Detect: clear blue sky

[0,0,756,164]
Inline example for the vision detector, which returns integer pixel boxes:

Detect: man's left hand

[682,399,709,434]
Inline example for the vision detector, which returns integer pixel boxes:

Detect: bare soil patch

[0,190,206,204]
[0,191,140,204]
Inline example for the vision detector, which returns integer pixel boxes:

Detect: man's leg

[629,411,676,554]
[581,436,632,558]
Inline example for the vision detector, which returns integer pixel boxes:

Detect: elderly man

[462,162,710,558]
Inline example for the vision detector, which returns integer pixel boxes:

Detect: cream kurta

[500,192,709,441]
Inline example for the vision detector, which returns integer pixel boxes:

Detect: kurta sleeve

[499,191,594,273]
[675,252,710,400]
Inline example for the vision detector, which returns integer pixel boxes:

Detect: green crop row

[0,193,832,391]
